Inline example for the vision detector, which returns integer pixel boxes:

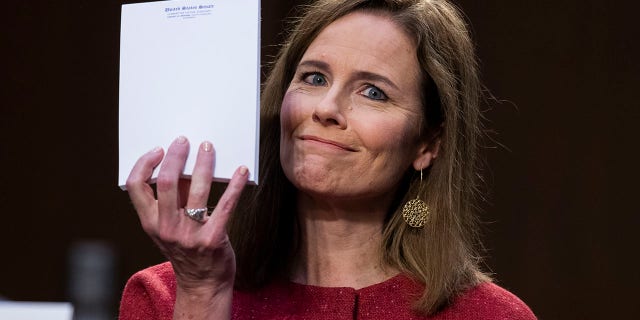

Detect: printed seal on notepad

[165,3,215,20]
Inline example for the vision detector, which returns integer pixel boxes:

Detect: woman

[120,0,536,319]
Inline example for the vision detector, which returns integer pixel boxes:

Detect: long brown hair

[228,0,489,314]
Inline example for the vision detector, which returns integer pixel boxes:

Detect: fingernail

[176,136,187,144]
[239,166,248,176]
[202,141,212,152]
[149,146,162,153]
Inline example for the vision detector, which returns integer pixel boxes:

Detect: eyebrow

[352,70,399,91]
[297,60,399,91]
[297,60,331,72]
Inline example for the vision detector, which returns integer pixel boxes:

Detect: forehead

[301,11,419,79]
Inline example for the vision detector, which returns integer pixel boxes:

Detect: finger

[178,179,191,208]
[205,166,249,231]
[157,136,190,219]
[185,141,215,214]
[126,146,164,215]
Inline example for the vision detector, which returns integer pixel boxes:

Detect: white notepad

[0,302,73,320]
[119,0,260,189]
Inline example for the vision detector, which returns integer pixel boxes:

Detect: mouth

[298,135,358,152]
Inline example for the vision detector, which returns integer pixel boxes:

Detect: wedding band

[184,208,208,222]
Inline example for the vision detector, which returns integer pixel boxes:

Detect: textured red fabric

[119,262,536,320]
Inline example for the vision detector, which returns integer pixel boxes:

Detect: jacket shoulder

[118,262,176,320]
[438,282,536,320]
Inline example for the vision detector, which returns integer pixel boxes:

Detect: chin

[284,164,340,196]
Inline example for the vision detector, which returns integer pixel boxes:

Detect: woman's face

[280,11,433,201]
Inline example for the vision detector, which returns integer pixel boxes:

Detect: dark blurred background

[2,0,638,319]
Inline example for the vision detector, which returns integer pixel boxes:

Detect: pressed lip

[298,135,357,152]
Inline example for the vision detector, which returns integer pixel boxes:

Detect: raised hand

[126,136,248,319]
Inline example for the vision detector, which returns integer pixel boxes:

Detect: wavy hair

[228,0,489,314]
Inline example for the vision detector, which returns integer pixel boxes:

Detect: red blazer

[119,262,536,319]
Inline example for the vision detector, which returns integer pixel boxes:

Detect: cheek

[280,92,307,136]
[358,113,417,154]
[280,92,310,166]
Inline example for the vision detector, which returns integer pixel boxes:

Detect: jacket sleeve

[118,262,176,320]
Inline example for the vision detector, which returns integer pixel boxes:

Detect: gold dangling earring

[402,169,430,228]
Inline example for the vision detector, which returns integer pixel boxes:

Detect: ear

[412,137,441,171]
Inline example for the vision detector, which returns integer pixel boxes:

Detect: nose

[312,88,348,129]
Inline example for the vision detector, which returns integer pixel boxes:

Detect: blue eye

[303,73,327,86]
[362,86,387,101]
